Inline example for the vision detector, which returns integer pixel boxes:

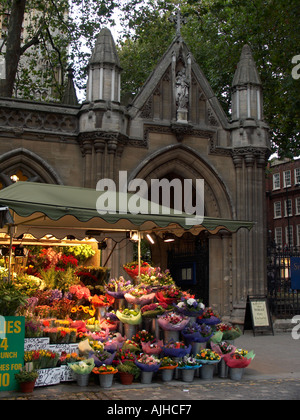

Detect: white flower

[177,302,185,308]
[187,298,196,306]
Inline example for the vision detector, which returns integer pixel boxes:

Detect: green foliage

[117,361,140,379]
[117,0,300,157]
[0,282,28,316]
[15,369,39,383]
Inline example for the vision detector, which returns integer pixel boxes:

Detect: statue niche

[175,65,190,123]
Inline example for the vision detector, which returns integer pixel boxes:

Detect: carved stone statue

[175,68,189,122]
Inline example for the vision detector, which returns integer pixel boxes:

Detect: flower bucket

[124,323,136,339]
[164,330,179,342]
[76,373,90,387]
[141,371,153,384]
[229,367,244,381]
[200,364,215,380]
[181,369,195,382]
[218,358,228,378]
[19,381,36,393]
[99,373,114,388]
[161,368,174,382]
[191,341,206,356]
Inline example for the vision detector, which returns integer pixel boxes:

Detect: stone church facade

[0,27,271,323]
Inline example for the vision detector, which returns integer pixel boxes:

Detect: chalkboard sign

[244,295,274,336]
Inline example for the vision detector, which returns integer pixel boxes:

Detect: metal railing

[267,246,300,317]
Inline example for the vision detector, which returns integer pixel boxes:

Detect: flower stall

[0,182,254,393]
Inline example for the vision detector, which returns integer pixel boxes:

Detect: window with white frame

[275,227,282,247]
[274,201,281,218]
[273,173,280,190]
[284,199,293,217]
[296,197,300,215]
[297,225,300,247]
[283,170,291,188]
[285,225,293,247]
[295,168,300,185]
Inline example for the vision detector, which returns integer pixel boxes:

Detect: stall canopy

[0,182,253,240]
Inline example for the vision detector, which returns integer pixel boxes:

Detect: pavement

[1,331,300,402]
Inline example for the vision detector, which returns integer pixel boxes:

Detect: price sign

[0,316,25,391]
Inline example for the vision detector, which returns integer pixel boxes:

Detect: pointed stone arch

[0,148,63,187]
[128,144,234,219]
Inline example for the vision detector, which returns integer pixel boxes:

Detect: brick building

[266,158,300,250]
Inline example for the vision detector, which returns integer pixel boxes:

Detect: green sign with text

[0,316,25,391]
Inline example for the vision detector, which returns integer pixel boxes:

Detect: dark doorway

[167,233,209,305]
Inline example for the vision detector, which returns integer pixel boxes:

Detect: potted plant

[15,370,39,393]
[0,282,28,316]
[117,361,140,385]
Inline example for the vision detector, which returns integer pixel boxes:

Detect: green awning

[0,182,253,239]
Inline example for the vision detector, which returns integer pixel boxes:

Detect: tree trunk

[0,0,26,97]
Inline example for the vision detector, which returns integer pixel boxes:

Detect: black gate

[267,246,300,317]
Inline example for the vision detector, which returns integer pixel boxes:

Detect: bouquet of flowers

[141,302,168,318]
[210,341,237,358]
[141,339,164,355]
[177,355,202,370]
[123,261,151,280]
[173,296,205,317]
[124,287,156,306]
[70,304,95,320]
[216,323,242,341]
[197,307,221,325]
[196,349,221,364]
[59,352,81,365]
[121,339,141,353]
[159,357,178,370]
[25,349,60,369]
[223,349,255,368]
[157,311,189,331]
[116,308,142,325]
[89,293,115,308]
[25,320,43,338]
[92,365,118,375]
[181,323,213,343]
[68,358,95,375]
[113,348,136,365]
[69,284,91,302]
[162,340,192,358]
[90,350,116,367]
[103,333,125,352]
[140,267,174,288]
[132,330,155,344]
[135,354,161,372]
[99,313,119,331]
[156,286,182,306]
[105,277,132,299]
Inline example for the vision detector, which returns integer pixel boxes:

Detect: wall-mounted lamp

[163,233,175,243]
[130,232,139,242]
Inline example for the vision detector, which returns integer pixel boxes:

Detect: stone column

[82,138,93,188]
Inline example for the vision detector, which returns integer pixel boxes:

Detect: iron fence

[267,246,300,317]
